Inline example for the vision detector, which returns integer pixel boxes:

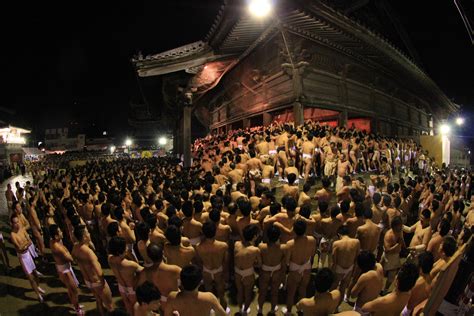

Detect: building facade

[45,127,86,151]
[133,0,456,161]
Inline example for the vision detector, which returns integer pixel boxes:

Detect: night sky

[1,0,472,139]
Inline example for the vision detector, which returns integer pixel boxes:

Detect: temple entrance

[272,107,340,126]
[269,107,372,133]
[347,118,372,133]
[231,120,243,130]
[250,115,263,127]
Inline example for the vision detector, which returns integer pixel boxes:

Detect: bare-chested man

[285,160,299,182]
[231,182,247,202]
[351,251,384,315]
[164,264,226,316]
[426,219,450,261]
[430,236,457,281]
[267,196,297,243]
[228,165,244,193]
[247,151,263,195]
[196,221,229,312]
[336,154,352,192]
[236,199,259,241]
[256,135,270,160]
[208,209,231,242]
[261,157,275,188]
[404,209,432,261]
[320,206,343,268]
[296,268,341,316]
[6,183,15,215]
[336,176,352,203]
[234,224,261,315]
[402,252,434,316]
[108,236,143,315]
[182,201,203,246]
[282,174,299,202]
[385,195,401,228]
[332,226,360,299]
[136,244,181,313]
[257,225,286,315]
[49,225,82,314]
[10,214,45,302]
[164,225,195,268]
[314,177,332,203]
[134,281,161,316]
[285,220,317,315]
[72,225,114,315]
[356,208,381,254]
[27,197,46,258]
[382,216,405,293]
[276,126,290,181]
[362,263,419,316]
[115,207,138,261]
[324,142,338,183]
[301,134,316,181]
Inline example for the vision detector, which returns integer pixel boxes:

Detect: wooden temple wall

[206,33,432,137]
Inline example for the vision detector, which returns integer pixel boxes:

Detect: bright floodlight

[248,0,272,18]
[158,137,167,146]
[125,139,132,146]
[439,124,451,135]
[110,145,116,153]
[455,117,465,126]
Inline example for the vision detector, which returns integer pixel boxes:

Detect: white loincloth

[235,266,254,278]
[18,250,36,275]
[335,264,354,279]
[118,283,135,296]
[56,262,79,286]
[261,263,281,277]
[203,265,223,280]
[289,260,311,275]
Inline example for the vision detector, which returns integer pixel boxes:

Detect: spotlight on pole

[439,124,451,135]
[125,139,132,147]
[455,117,465,126]
[248,0,272,18]
[158,137,167,146]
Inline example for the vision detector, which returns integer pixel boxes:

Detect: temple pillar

[173,128,180,158]
[293,102,304,126]
[371,116,380,134]
[263,112,272,126]
[243,118,251,129]
[338,110,348,128]
[182,105,192,168]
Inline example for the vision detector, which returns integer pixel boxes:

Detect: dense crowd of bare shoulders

[4,120,474,316]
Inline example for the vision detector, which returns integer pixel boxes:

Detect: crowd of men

[2,120,474,316]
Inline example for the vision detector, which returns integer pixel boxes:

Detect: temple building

[132,0,457,165]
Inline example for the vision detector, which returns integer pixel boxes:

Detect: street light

[158,137,167,146]
[125,138,132,155]
[455,117,465,126]
[248,0,272,18]
[439,124,451,135]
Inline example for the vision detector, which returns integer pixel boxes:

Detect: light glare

[158,137,167,145]
[248,0,272,18]
[455,117,465,126]
[125,139,132,146]
[439,124,451,135]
